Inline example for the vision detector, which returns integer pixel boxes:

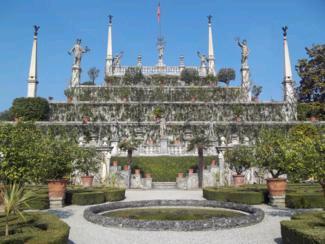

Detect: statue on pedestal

[68,39,90,67]
[197,51,207,68]
[159,118,167,138]
[113,51,124,70]
[157,37,165,66]
[236,38,249,67]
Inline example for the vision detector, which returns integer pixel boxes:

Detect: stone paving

[51,189,295,244]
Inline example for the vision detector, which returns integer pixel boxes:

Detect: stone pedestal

[176,177,187,189]
[49,197,64,209]
[187,173,199,189]
[71,65,81,87]
[240,65,251,102]
[269,195,286,208]
[131,174,142,189]
[142,178,152,189]
[160,137,168,154]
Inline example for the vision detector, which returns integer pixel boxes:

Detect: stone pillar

[105,15,113,77]
[179,55,185,73]
[218,150,225,186]
[70,65,81,87]
[160,137,168,154]
[137,55,142,67]
[27,25,39,98]
[207,15,216,76]
[282,26,297,120]
[241,65,251,102]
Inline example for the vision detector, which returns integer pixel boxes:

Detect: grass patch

[0,212,70,244]
[102,207,243,221]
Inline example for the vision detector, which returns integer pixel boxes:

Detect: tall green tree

[187,135,211,188]
[217,68,236,86]
[296,44,325,103]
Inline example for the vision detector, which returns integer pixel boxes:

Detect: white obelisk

[207,15,216,76]
[27,25,39,97]
[105,15,113,77]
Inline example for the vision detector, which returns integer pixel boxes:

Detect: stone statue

[197,51,207,68]
[113,51,123,68]
[160,118,167,138]
[207,15,212,24]
[68,39,90,66]
[282,26,288,37]
[236,38,249,67]
[157,37,165,66]
[33,25,40,36]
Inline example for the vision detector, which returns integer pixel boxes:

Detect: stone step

[152,182,177,189]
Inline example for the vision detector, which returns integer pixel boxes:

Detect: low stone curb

[83,200,264,231]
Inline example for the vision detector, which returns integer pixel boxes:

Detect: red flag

[157,2,161,23]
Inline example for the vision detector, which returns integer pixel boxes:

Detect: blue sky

[0,0,324,111]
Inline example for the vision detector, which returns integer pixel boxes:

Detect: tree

[10,97,50,121]
[118,137,140,188]
[224,145,254,175]
[0,110,12,121]
[73,147,100,176]
[87,67,100,85]
[217,68,236,86]
[187,135,212,188]
[180,68,200,84]
[251,85,262,101]
[124,67,144,85]
[296,44,325,103]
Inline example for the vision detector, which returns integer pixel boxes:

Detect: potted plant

[254,129,296,197]
[74,147,99,187]
[64,88,75,103]
[224,145,254,187]
[118,87,131,101]
[251,85,262,102]
[152,106,164,122]
[177,172,184,178]
[233,105,244,122]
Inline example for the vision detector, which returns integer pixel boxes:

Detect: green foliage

[87,67,100,84]
[296,44,325,103]
[217,68,236,86]
[281,211,325,244]
[297,102,325,120]
[81,81,95,85]
[10,97,49,121]
[180,68,200,84]
[187,135,212,152]
[73,147,100,176]
[111,156,216,182]
[0,212,70,243]
[0,110,12,121]
[152,106,165,118]
[252,85,262,100]
[118,137,139,152]
[204,74,218,86]
[124,67,144,85]
[117,87,131,99]
[64,88,75,98]
[102,188,125,202]
[203,187,267,205]
[2,184,36,236]
[224,145,254,175]
[286,193,325,208]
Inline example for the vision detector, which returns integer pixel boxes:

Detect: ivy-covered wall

[49,102,289,122]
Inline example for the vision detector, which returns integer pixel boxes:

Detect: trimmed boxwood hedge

[26,194,49,210]
[286,194,325,209]
[111,156,216,182]
[0,212,70,244]
[281,211,325,244]
[203,187,267,205]
[65,187,125,205]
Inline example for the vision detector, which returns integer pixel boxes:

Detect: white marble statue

[197,51,208,68]
[236,38,249,67]
[68,39,90,67]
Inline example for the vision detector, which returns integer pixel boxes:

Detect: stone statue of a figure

[157,37,165,66]
[236,38,249,67]
[68,39,90,66]
[197,51,207,68]
[33,25,40,36]
[113,51,123,68]
[160,118,167,138]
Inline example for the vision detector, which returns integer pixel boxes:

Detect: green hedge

[286,194,325,209]
[65,187,125,205]
[102,188,126,202]
[26,194,49,210]
[281,211,325,244]
[203,187,267,205]
[10,97,50,121]
[112,156,216,182]
[0,212,70,244]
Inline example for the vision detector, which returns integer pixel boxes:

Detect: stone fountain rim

[83,199,264,231]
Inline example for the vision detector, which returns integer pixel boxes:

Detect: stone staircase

[152,182,177,189]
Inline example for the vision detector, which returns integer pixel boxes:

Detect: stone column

[241,65,251,102]
[27,25,39,98]
[179,55,185,73]
[218,150,225,186]
[70,65,81,87]
[207,15,216,76]
[105,15,113,77]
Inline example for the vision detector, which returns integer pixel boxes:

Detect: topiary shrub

[25,194,49,210]
[281,211,325,244]
[10,97,50,121]
[66,191,105,206]
[0,212,70,244]
[102,188,125,202]
[286,193,325,209]
[203,187,266,205]
[180,68,200,84]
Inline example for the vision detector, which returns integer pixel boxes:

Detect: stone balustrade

[112,66,200,76]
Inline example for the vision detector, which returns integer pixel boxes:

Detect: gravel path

[50,189,295,244]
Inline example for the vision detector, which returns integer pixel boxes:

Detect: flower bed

[0,212,70,244]
[281,211,325,244]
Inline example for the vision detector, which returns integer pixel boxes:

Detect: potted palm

[224,145,253,187]
[152,106,164,122]
[254,129,296,199]
[64,88,75,103]
[74,147,100,187]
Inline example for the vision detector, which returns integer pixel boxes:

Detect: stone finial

[282,26,288,37]
[109,15,113,24]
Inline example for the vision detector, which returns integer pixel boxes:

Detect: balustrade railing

[112,66,200,76]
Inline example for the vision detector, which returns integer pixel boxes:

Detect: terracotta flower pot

[266,178,287,196]
[135,169,141,175]
[145,173,151,178]
[309,116,318,122]
[188,169,194,175]
[235,116,241,122]
[47,179,67,199]
[112,161,118,166]
[67,96,73,103]
[177,172,184,178]
[81,176,94,187]
[82,116,90,124]
[123,165,129,171]
[211,160,217,166]
[233,175,245,187]
[191,96,196,102]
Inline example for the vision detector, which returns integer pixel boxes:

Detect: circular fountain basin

[84,200,264,231]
